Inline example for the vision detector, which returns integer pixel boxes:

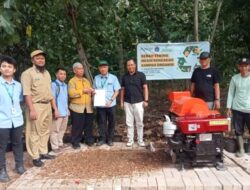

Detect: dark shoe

[96,141,105,146]
[72,143,81,149]
[15,165,26,175]
[40,154,56,160]
[107,141,114,146]
[85,142,94,146]
[33,159,44,167]
[0,168,10,182]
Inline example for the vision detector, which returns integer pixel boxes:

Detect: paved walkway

[2,142,250,190]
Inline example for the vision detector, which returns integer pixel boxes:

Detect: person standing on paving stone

[227,58,250,157]
[120,58,148,147]
[190,51,221,110]
[68,62,95,149]
[0,56,26,182]
[50,67,69,154]
[21,50,59,167]
[93,60,121,146]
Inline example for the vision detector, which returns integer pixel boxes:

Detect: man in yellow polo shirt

[68,62,95,149]
[21,50,59,167]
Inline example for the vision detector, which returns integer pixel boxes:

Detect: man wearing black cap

[190,51,220,110]
[227,58,250,157]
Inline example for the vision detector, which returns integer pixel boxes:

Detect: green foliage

[0,0,249,85]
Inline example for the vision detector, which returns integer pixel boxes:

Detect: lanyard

[3,83,14,105]
[101,74,109,88]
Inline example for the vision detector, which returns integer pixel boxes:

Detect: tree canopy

[0,0,250,85]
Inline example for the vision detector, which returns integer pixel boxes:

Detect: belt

[36,101,50,104]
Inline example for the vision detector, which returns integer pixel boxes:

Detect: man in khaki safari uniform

[21,50,59,167]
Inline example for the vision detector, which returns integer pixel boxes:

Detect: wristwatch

[144,100,149,103]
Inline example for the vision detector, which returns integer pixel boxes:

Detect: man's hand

[214,100,220,109]
[53,109,60,119]
[29,109,38,120]
[106,100,112,107]
[120,102,124,110]
[83,88,94,95]
[143,101,148,108]
[227,108,232,117]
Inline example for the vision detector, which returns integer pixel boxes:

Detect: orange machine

[168,91,219,117]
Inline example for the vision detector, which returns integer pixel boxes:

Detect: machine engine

[163,91,229,169]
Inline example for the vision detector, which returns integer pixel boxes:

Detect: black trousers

[232,109,250,136]
[70,110,94,145]
[97,106,116,142]
[0,126,23,169]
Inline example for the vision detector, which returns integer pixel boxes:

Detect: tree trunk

[194,0,199,42]
[117,43,125,81]
[210,0,223,44]
[65,2,93,84]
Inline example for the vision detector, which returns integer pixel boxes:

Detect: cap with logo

[199,51,210,59]
[238,58,250,65]
[30,50,46,58]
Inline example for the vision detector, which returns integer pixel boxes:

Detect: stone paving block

[41,179,57,190]
[147,175,157,190]
[86,179,96,190]
[76,180,86,190]
[228,167,250,190]
[194,168,221,190]
[130,174,148,190]
[60,179,78,190]
[0,183,7,190]
[94,179,113,190]
[163,168,185,190]
[148,170,166,190]
[15,179,33,190]
[211,168,241,190]
[181,169,203,190]
[97,145,111,151]
[113,178,122,190]
[121,177,131,190]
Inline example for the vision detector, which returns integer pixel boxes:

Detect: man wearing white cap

[21,50,59,167]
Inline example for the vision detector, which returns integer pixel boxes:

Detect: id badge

[11,107,16,114]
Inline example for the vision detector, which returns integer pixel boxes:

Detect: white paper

[94,89,106,107]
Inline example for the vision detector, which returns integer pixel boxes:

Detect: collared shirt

[93,73,121,107]
[0,76,24,128]
[21,66,53,103]
[121,71,147,104]
[68,76,93,113]
[52,79,68,117]
[227,74,250,113]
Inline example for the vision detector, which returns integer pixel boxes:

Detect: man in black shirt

[191,51,220,109]
[120,59,149,147]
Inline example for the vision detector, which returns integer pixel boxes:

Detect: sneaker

[15,165,26,175]
[52,149,61,154]
[33,158,44,167]
[0,168,10,182]
[40,154,56,160]
[126,141,134,147]
[138,141,146,147]
[72,143,81,149]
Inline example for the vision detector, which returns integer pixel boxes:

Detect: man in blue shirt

[93,60,121,146]
[0,56,25,182]
[50,68,69,153]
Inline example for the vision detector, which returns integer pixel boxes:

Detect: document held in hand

[94,89,106,107]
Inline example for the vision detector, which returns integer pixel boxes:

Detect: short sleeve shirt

[121,71,147,104]
[191,67,220,102]
[93,73,121,107]
[21,66,53,103]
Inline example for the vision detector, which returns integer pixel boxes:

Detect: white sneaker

[126,141,134,147]
[138,141,146,147]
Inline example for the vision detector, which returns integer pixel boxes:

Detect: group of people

[0,50,148,182]
[191,52,250,158]
[0,49,250,182]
